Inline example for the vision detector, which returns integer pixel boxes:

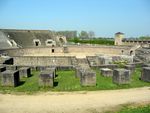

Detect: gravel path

[0,87,150,113]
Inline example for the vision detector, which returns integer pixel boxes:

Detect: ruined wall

[5,47,63,56]
[4,46,133,57]
[13,56,73,66]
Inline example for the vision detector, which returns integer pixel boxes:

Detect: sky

[0,0,150,37]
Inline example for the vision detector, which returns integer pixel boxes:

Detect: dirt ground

[0,87,150,113]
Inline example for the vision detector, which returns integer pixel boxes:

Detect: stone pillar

[36,66,47,71]
[1,70,20,87]
[39,70,54,87]
[100,68,113,77]
[80,70,96,86]
[46,67,56,78]
[141,67,150,82]
[124,65,135,75]
[75,66,82,78]
[6,65,17,71]
[19,67,31,78]
[113,69,130,84]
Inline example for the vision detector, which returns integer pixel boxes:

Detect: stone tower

[115,32,124,45]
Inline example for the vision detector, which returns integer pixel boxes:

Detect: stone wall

[13,56,73,66]
[3,45,133,57]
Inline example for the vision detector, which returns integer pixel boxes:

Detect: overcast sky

[0,0,150,37]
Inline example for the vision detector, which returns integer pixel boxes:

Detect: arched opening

[35,41,39,46]
[130,50,133,56]
[52,49,55,53]
[121,50,124,54]
[33,39,41,47]
[59,38,64,44]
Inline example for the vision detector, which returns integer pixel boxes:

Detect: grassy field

[68,38,114,45]
[0,68,150,94]
[116,104,150,113]
[105,103,150,113]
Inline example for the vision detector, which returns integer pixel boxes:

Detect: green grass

[0,68,150,94]
[68,38,114,45]
[116,104,150,113]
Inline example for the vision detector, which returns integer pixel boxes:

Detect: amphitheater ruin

[0,29,150,88]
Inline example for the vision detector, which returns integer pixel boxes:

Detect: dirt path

[0,87,150,113]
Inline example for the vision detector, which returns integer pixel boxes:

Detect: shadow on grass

[28,74,33,77]
[18,81,25,86]
[54,82,58,87]
[55,74,58,78]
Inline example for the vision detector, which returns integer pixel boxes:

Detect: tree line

[56,30,95,39]
[55,30,114,45]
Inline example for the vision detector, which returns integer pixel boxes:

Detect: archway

[59,38,65,44]
[130,50,133,56]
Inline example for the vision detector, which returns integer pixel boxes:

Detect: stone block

[141,67,150,82]
[1,70,20,87]
[75,66,82,78]
[99,56,112,65]
[46,67,56,78]
[142,64,150,67]
[6,65,17,71]
[19,67,31,78]
[113,69,130,84]
[39,70,54,87]
[80,70,96,86]
[100,68,113,77]
[36,66,47,71]
[125,65,135,75]
[57,65,73,70]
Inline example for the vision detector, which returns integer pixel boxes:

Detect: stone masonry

[113,69,130,84]
[80,69,96,86]
[100,68,113,77]
[1,70,20,87]
[141,67,150,82]
[19,67,31,78]
[39,70,54,87]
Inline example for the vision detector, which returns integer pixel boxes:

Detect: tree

[88,31,95,38]
[56,31,77,39]
[79,31,89,39]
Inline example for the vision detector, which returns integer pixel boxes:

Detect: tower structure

[115,32,124,45]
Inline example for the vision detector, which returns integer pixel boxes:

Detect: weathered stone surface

[36,66,47,71]
[46,67,56,78]
[80,70,96,86]
[142,64,150,67]
[1,70,20,87]
[6,65,17,71]
[100,68,113,77]
[113,69,130,84]
[125,65,135,75]
[57,65,73,70]
[19,67,31,78]
[98,56,112,65]
[141,67,150,82]
[39,70,54,87]
[75,66,82,78]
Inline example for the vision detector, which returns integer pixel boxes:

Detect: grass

[116,104,150,113]
[105,103,150,113]
[0,68,150,94]
[68,38,114,45]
